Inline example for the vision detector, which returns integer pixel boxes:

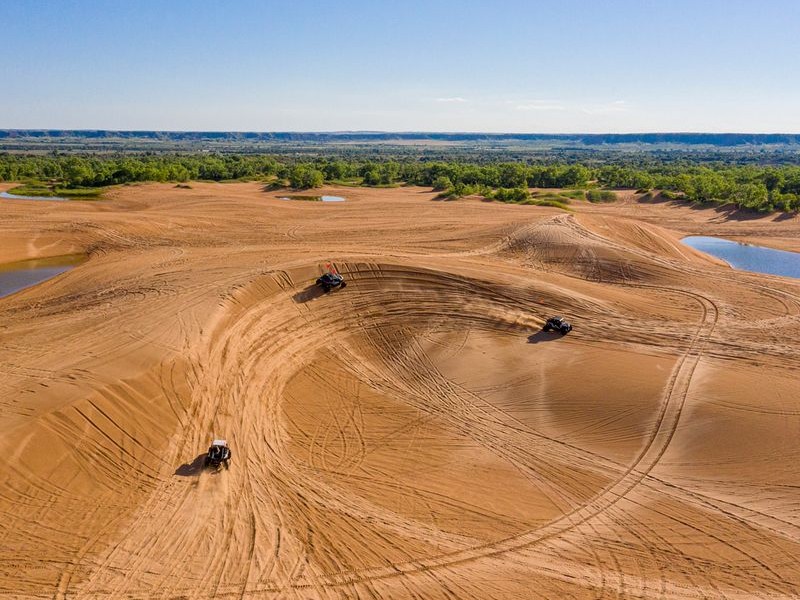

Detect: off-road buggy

[204,439,231,469]
[316,264,347,292]
[542,316,572,335]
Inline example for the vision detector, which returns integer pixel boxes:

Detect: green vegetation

[6,182,104,198]
[596,165,798,212]
[0,153,798,213]
[5,183,60,197]
[525,198,572,211]
[586,189,617,203]
[490,187,531,202]
[561,189,588,200]
[432,175,453,191]
[435,185,574,211]
[288,165,324,189]
[280,195,325,202]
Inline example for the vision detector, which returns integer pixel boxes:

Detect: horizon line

[4,128,800,136]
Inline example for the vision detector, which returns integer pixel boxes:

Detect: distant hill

[2,130,800,146]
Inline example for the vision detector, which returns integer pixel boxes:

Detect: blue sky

[3,0,799,132]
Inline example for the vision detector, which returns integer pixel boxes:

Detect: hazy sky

[3,0,799,132]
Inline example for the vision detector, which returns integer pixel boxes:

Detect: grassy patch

[328,178,364,187]
[523,198,572,211]
[560,189,587,200]
[6,184,60,197]
[490,187,531,202]
[361,182,401,188]
[485,189,572,210]
[6,184,104,198]
[280,195,323,202]
[535,192,571,201]
[586,189,617,203]
[436,183,493,200]
[263,179,289,191]
[57,187,105,198]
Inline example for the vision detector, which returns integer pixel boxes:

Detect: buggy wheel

[203,457,210,468]
[322,284,331,293]
[543,325,551,332]
[340,281,347,288]
[560,328,569,335]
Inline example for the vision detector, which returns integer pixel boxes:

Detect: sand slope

[1,183,799,599]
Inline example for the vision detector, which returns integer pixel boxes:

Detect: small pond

[278,195,346,202]
[0,191,68,201]
[682,236,800,280]
[0,255,84,299]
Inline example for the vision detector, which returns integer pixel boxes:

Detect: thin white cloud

[515,102,566,112]
[436,97,467,103]
[581,100,630,115]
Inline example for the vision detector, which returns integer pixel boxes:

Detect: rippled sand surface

[1,182,799,599]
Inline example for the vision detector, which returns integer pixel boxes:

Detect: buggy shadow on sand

[527,330,568,344]
[174,454,208,476]
[292,284,326,303]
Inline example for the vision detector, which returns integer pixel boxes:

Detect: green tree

[732,183,769,210]
[324,160,348,181]
[498,163,527,188]
[63,157,93,187]
[362,168,381,186]
[432,175,453,191]
[289,165,324,189]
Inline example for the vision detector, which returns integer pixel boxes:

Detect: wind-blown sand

[1,182,799,599]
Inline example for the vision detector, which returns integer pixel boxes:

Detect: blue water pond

[682,236,800,280]
[0,257,83,299]
[0,191,67,201]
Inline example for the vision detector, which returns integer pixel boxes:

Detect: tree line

[1,153,798,213]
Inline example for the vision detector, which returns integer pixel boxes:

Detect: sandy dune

[1,183,799,599]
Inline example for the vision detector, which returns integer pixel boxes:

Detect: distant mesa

[3,130,800,147]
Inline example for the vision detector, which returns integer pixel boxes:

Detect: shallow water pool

[278,195,346,203]
[682,236,800,280]
[0,256,83,298]
[0,191,67,201]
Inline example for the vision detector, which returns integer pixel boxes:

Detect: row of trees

[597,164,800,212]
[0,155,281,187]
[0,155,594,190]
[1,153,798,212]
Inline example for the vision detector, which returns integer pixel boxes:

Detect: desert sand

[1,182,799,599]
